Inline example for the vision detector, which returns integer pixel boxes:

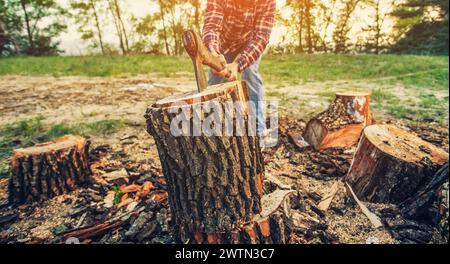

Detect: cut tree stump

[145,81,266,244]
[9,135,92,205]
[303,92,373,150]
[346,125,449,204]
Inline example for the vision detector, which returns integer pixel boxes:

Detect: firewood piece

[9,135,92,205]
[345,182,383,229]
[62,220,126,241]
[400,163,449,223]
[145,81,264,244]
[238,189,294,244]
[0,211,18,225]
[346,125,449,204]
[303,92,372,150]
[288,132,311,150]
[318,182,339,211]
[264,172,293,191]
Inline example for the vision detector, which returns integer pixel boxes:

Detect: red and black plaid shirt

[202,0,276,72]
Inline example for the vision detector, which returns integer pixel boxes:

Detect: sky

[57,0,394,55]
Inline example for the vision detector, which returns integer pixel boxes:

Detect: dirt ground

[0,75,448,244]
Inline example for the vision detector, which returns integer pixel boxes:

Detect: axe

[182,30,232,93]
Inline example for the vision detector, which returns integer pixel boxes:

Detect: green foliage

[111,185,124,205]
[0,0,67,56]
[333,0,362,53]
[391,0,449,54]
[70,0,107,55]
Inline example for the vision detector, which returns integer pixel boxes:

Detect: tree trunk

[346,125,449,204]
[145,81,268,243]
[305,0,313,54]
[113,0,129,52]
[90,0,105,55]
[298,4,304,53]
[303,92,372,150]
[20,0,34,55]
[158,0,171,55]
[108,0,126,55]
[193,0,201,32]
[9,135,92,205]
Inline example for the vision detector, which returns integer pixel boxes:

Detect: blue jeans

[208,54,266,134]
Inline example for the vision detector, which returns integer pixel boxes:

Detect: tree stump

[9,135,92,205]
[345,125,449,204]
[145,81,266,244]
[303,92,372,150]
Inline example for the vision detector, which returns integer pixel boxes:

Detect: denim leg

[207,54,266,135]
[242,58,266,135]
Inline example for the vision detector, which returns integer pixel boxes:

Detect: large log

[303,92,372,150]
[346,125,449,204]
[145,81,266,244]
[9,135,92,205]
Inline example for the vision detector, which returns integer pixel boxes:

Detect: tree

[1,0,67,56]
[156,0,171,55]
[107,0,129,55]
[131,13,160,54]
[316,0,338,53]
[0,0,22,55]
[189,0,201,32]
[284,0,317,53]
[333,0,362,53]
[70,0,106,55]
[19,0,67,55]
[362,0,395,54]
[391,0,449,54]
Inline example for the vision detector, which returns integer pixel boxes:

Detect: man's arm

[235,0,276,72]
[202,0,224,54]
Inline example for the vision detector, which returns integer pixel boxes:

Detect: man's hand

[210,52,239,81]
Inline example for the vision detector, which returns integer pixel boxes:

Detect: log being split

[145,81,266,243]
[303,92,372,150]
[9,135,92,205]
[346,125,449,204]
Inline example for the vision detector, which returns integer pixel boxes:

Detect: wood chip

[345,182,383,229]
[318,182,340,211]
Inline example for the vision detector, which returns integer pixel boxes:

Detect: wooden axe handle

[182,30,227,73]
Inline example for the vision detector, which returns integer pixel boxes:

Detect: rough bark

[303,92,373,150]
[400,163,449,242]
[9,135,92,205]
[346,125,449,204]
[145,81,266,244]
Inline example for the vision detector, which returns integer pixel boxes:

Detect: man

[202,0,276,147]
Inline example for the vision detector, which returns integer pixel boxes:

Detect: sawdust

[7,193,78,242]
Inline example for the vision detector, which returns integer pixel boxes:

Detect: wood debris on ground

[0,116,447,244]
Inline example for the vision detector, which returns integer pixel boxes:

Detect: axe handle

[183,30,230,74]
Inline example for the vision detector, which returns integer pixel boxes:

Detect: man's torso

[218,0,259,54]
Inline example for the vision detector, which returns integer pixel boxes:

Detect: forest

[0,0,448,56]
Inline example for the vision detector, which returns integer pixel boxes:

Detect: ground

[0,54,448,244]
